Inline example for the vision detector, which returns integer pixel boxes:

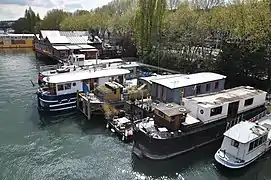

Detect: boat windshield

[39,83,56,95]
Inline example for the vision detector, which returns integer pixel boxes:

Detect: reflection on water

[0,49,271,180]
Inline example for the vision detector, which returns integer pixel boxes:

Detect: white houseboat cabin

[132,86,268,160]
[183,86,267,125]
[37,68,130,112]
[40,59,140,81]
[215,115,271,169]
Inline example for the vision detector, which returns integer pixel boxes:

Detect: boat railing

[247,110,268,122]
[40,65,60,72]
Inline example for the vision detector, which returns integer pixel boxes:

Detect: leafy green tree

[40,9,70,30]
[12,18,27,33]
[134,0,167,56]
[12,7,40,33]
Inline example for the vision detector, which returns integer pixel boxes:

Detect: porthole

[200,109,204,114]
[73,82,76,86]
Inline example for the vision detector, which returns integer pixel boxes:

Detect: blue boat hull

[37,92,77,112]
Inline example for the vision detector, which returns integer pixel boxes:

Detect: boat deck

[215,149,247,169]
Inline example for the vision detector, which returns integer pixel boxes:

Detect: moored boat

[132,86,267,160]
[37,68,130,112]
[106,116,134,142]
[215,114,271,169]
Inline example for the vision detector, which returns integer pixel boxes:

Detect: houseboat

[39,59,140,85]
[138,74,186,93]
[150,72,226,104]
[34,30,100,61]
[37,68,130,112]
[39,54,123,77]
[132,86,267,160]
[0,34,35,48]
[215,114,271,169]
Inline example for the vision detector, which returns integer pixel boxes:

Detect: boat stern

[214,149,246,169]
[36,90,77,112]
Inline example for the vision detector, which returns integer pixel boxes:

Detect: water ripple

[0,50,270,180]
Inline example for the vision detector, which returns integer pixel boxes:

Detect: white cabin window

[244,98,253,106]
[64,83,71,90]
[210,106,222,116]
[248,134,267,152]
[57,84,64,91]
[231,139,239,148]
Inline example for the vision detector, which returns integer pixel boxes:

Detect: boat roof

[119,62,140,68]
[83,59,123,66]
[154,102,187,117]
[78,44,96,49]
[139,74,185,84]
[114,117,130,124]
[53,45,69,50]
[43,68,130,84]
[184,86,266,108]
[40,59,125,77]
[66,45,82,50]
[151,72,226,89]
[224,119,270,144]
[0,33,35,37]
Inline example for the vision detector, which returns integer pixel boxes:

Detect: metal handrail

[247,110,268,122]
[39,65,59,72]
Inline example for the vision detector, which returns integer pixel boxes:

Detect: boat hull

[37,92,77,112]
[132,106,266,160]
[214,149,251,169]
[133,119,226,160]
[214,147,270,169]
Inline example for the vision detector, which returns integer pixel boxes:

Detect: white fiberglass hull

[214,148,267,169]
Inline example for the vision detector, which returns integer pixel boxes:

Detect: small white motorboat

[106,116,134,142]
[215,115,271,169]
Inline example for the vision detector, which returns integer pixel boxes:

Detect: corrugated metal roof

[40,30,70,44]
[39,30,101,44]
[78,44,96,49]
[60,31,90,37]
[66,36,88,44]
[48,36,70,44]
[53,46,69,50]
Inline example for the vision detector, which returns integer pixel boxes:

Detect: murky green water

[0,49,271,180]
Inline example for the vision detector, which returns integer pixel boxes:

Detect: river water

[0,49,271,180]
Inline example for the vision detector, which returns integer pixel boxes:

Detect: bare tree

[168,0,181,10]
[191,0,225,9]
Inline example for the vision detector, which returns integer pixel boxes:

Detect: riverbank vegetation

[13,0,271,91]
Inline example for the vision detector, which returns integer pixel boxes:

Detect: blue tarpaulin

[83,83,89,93]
